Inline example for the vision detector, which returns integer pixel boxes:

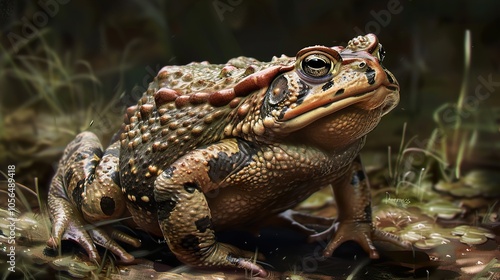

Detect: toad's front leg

[47,132,140,262]
[311,156,408,258]
[154,138,267,277]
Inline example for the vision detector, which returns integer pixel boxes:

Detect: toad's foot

[47,213,141,263]
[309,221,410,258]
[215,243,268,277]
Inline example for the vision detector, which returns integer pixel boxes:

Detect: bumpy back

[117,55,293,197]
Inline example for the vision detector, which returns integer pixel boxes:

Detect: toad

[47,34,402,277]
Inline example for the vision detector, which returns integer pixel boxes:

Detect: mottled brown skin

[47,34,403,276]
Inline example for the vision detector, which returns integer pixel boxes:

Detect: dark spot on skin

[278,107,287,120]
[236,139,259,163]
[93,148,104,159]
[384,70,394,84]
[322,80,334,91]
[72,179,86,211]
[180,234,201,252]
[296,80,310,105]
[82,149,102,180]
[100,196,115,216]
[74,153,85,162]
[365,67,376,85]
[183,182,199,193]
[86,173,95,185]
[64,168,74,186]
[335,89,345,96]
[88,148,104,164]
[195,216,213,233]
[207,139,258,184]
[157,198,177,220]
[110,171,120,187]
[208,152,233,184]
[364,203,372,221]
[356,170,366,182]
[378,46,386,62]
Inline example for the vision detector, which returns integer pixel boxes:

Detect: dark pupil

[303,56,331,77]
[306,57,327,68]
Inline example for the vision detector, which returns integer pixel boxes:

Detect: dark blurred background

[1,0,499,187]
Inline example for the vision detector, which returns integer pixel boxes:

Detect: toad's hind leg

[47,132,140,262]
[154,138,267,277]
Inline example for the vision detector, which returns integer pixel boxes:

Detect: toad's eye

[301,54,332,77]
[295,47,341,84]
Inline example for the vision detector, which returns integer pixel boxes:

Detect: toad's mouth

[274,85,399,133]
